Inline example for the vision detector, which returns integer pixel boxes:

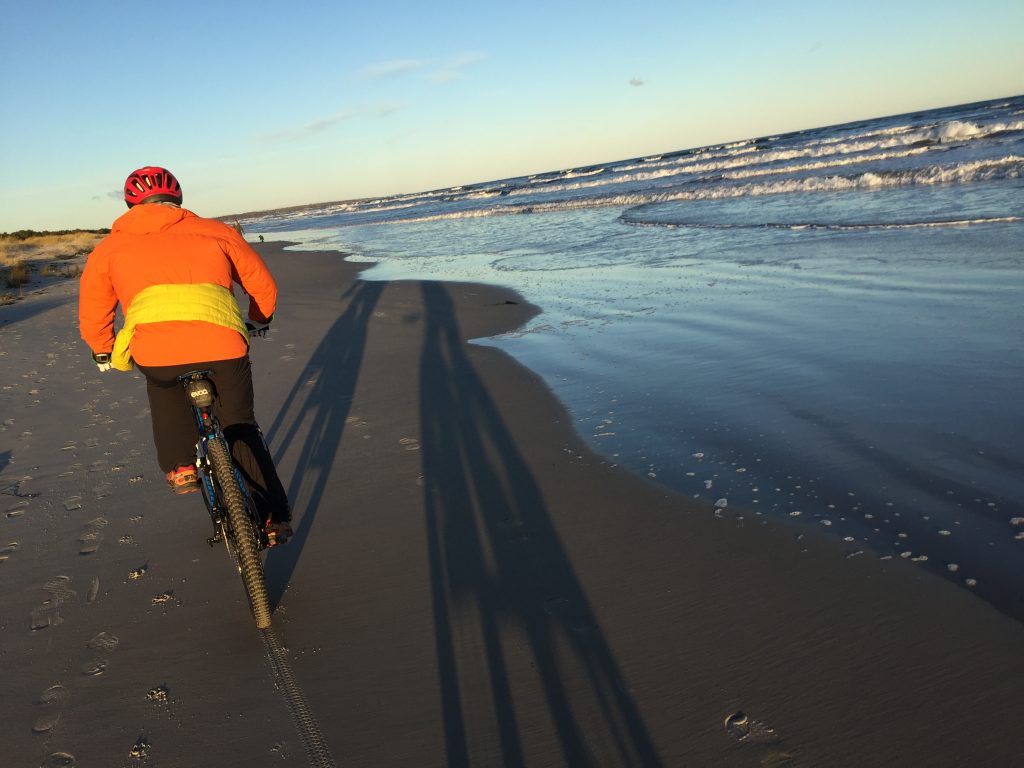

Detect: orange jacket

[79,204,277,367]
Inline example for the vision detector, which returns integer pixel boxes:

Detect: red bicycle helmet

[123,166,183,207]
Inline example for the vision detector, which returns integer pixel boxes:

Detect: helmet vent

[123,166,182,206]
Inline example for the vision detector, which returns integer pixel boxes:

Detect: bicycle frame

[178,370,268,551]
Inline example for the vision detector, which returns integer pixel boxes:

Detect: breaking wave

[371,156,1024,226]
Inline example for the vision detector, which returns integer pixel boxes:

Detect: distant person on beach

[77,166,293,545]
[258,234,264,242]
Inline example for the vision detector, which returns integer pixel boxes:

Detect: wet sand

[1,242,1023,767]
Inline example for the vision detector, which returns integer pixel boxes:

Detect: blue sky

[1,0,1021,231]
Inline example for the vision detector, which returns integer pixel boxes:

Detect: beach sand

[2,242,1023,767]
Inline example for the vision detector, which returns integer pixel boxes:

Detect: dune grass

[0,231,105,266]
[0,230,105,301]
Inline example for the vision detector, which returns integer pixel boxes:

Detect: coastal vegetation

[0,229,106,302]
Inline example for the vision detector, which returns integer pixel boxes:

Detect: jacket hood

[112,204,192,235]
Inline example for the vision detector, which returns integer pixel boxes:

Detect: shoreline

[2,242,1022,766]
[274,234,1024,624]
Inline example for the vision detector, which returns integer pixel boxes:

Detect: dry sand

[1,242,1022,767]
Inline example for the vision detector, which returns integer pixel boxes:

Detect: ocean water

[244,95,1024,621]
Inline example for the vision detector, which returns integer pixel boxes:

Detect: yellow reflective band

[111,283,247,371]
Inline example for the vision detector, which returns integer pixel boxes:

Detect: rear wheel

[208,438,272,629]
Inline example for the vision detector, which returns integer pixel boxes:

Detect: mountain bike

[179,370,273,630]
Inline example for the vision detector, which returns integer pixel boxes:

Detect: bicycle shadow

[261,280,384,606]
[418,282,661,767]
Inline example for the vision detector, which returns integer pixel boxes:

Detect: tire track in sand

[260,628,336,767]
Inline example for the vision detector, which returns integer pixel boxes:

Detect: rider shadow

[261,280,384,606]
[418,282,662,767]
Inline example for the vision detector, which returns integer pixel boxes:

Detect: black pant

[137,356,291,523]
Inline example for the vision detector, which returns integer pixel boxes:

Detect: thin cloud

[426,69,463,85]
[360,52,485,84]
[372,102,406,117]
[258,126,304,143]
[257,103,409,143]
[426,52,486,84]
[304,111,357,134]
[630,77,645,87]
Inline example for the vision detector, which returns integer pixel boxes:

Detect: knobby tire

[208,438,272,629]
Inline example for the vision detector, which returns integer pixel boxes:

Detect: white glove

[92,352,112,372]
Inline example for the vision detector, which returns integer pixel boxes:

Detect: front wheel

[207,438,272,629]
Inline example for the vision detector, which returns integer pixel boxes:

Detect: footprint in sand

[32,684,70,733]
[6,499,29,518]
[63,496,82,512]
[13,477,39,498]
[399,437,420,452]
[724,710,795,766]
[81,631,119,676]
[41,753,76,767]
[147,684,170,704]
[57,468,77,479]
[0,541,20,562]
[87,576,100,604]
[344,416,371,438]
[725,710,753,740]
[78,517,109,555]
[270,742,291,760]
[129,736,151,759]
[30,576,77,631]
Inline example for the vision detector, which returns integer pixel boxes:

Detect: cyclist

[78,166,293,546]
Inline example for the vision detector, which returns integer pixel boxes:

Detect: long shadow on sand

[261,281,384,606]
[419,282,661,767]
[0,295,74,328]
